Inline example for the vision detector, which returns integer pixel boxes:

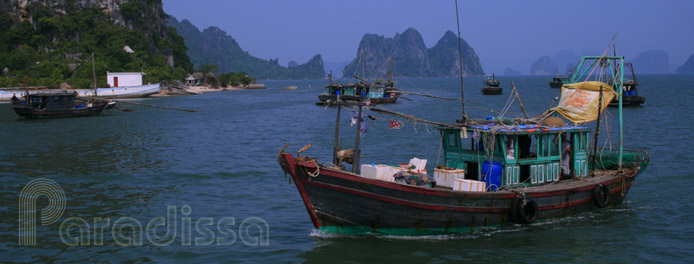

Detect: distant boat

[482,73,502,95]
[608,63,645,107]
[317,55,399,105]
[11,91,108,119]
[549,75,569,88]
[283,86,299,90]
[316,81,398,105]
[316,75,398,105]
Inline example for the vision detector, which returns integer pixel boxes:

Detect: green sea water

[1,75,692,263]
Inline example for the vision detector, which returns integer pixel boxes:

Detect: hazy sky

[163,0,694,75]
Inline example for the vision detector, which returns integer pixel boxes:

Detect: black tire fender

[511,197,538,224]
[592,184,610,208]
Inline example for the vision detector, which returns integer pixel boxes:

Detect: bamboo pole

[591,85,603,174]
[510,81,529,118]
[353,104,362,174]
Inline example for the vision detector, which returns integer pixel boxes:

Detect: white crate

[434,168,465,188]
[361,164,397,182]
[453,179,486,192]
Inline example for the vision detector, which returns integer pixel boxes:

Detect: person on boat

[561,135,571,179]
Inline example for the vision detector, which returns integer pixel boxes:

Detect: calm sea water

[1,75,692,263]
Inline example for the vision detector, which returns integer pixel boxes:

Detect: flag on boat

[552,81,617,124]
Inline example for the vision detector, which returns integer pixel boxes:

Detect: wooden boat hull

[278,152,647,235]
[12,102,108,119]
[609,95,645,107]
[482,87,503,95]
[317,94,398,105]
[549,81,563,88]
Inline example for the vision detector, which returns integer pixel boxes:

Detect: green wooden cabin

[439,124,591,189]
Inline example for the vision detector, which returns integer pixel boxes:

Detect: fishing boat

[482,74,502,95]
[11,91,108,119]
[281,43,648,234]
[608,63,645,107]
[549,75,569,88]
[316,75,398,106]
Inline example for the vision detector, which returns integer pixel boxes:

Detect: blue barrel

[482,161,502,191]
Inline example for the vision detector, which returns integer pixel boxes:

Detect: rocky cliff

[630,50,671,74]
[529,56,558,76]
[676,54,694,74]
[168,17,325,80]
[342,28,484,78]
[0,0,192,88]
[503,67,521,76]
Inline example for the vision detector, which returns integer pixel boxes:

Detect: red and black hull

[279,153,645,233]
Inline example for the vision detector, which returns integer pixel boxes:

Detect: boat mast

[455,0,466,123]
[92,53,97,89]
[361,50,366,81]
[388,56,393,81]
[618,57,624,168]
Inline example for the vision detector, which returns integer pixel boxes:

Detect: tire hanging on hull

[592,184,610,208]
[511,197,538,224]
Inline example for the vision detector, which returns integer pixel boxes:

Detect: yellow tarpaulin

[552,81,617,124]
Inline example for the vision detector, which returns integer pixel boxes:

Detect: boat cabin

[440,125,590,190]
[552,76,568,83]
[365,85,385,99]
[24,92,78,110]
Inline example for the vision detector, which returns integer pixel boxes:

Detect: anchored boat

[549,75,569,88]
[11,91,108,119]
[608,63,645,107]
[568,56,645,107]
[482,74,502,95]
[316,75,398,106]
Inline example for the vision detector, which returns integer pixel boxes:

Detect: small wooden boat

[11,91,108,119]
[549,75,569,88]
[482,74,502,95]
[609,63,645,107]
[316,75,397,105]
[283,86,299,90]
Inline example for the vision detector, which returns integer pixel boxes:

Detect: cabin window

[574,132,588,151]
[518,135,536,159]
[447,131,459,148]
[460,136,474,151]
[550,135,560,156]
